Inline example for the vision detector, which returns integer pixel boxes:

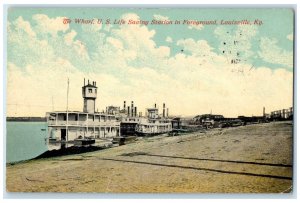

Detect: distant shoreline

[6,117,46,122]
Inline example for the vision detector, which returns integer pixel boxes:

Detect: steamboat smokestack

[131,101,134,117]
[127,106,130,117]
[163,103,166,118]
[134,107,137,117]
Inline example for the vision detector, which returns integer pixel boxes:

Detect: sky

[6,7,294,117]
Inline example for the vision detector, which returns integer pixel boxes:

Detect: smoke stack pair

[84,78,97,86]
[131,101,134,117]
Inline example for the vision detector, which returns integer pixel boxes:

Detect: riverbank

[6,121,293,193]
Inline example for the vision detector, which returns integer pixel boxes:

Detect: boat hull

[135,131,171,137]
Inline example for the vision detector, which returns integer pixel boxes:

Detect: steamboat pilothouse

[135,103,172,136]
[46,79,120,144]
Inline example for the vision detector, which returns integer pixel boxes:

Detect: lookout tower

[82,78,97,113]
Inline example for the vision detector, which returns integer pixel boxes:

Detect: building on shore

[46,79,120,142]
[270,107,293,120]
[192,114,225,125]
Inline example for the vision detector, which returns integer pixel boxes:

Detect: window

[88,88,92,93]
[75,115,78,121]
[63,115,67,121]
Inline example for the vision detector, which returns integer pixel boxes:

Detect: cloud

[81,18,102,32]
[258,37,293,69]
[121,13,141,22]
[153,14,169,21]
[7,13,293,118]
[287,33,293,41]
[176,38,226,66]
[188,24,203,30]
[62,30,90,60]
[8,18,55,67]
[110,13,170,69]
[165,54,293,116]
[12,16,36,37]
[214,25,258,64]
[32,14,69,36]
[8,16,91,70]
[165,36,173,43]
[177,39,214,57]
[64,30,77,45]
[7,61,124,116]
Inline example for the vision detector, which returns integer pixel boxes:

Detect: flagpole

[66,78,69,142]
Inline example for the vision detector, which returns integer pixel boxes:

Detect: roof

[147,108,158,111]
[83,84,97,88]
[193,114,224,119]
[46,111,115,116]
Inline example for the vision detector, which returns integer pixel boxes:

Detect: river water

[6,122,48,163]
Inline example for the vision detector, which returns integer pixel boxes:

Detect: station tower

[82,79,98,113]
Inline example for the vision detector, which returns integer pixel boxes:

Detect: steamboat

[46,79,120,144]
[135,104,172,136]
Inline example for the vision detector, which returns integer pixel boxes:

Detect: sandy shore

[6,121,293,193]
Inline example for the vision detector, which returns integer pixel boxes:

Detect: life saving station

[46,79,120,143]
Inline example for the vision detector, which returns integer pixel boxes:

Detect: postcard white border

[1,0,299,202]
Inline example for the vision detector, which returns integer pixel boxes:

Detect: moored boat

[135,105,172,136]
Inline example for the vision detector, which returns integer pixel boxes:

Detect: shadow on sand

[104,152,293,180]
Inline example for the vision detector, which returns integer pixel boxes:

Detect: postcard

[6,7,294,194]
